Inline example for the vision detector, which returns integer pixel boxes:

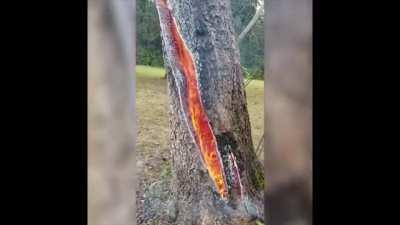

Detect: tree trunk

[155,0,264,224]
[88,0,136,224]
[264,0,312,224]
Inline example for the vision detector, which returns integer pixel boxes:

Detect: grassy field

[135,64,264,184]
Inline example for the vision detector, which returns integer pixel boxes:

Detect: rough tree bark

[155,0,264,224]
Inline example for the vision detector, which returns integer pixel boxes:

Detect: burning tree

[155,0,265,224]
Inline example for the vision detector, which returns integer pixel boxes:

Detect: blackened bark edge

[159,0,264,224]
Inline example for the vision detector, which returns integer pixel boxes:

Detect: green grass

[136,65,165,78]
[245,79,264,159]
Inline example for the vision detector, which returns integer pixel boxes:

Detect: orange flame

[156,0,228,200]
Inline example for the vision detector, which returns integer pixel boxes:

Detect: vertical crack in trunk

[229,152,244,200]
[156,0,231,200]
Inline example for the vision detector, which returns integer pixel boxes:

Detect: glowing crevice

[155,0,229,200]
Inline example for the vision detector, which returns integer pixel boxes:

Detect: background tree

[155,0,264,224]
[137,0,164,67]
[237,0,264,43]
[232,0,264,79]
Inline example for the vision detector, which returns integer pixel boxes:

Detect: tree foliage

[137,0,164,67]
[232,0,264,79]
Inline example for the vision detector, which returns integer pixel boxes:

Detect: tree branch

[237,0,264,43]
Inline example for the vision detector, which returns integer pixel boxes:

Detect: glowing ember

[156,0,228,200]
[229,152,244,200]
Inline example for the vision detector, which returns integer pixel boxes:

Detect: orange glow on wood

[156,0,228,200]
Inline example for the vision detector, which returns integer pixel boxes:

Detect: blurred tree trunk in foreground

[265,0,312,225]
[156,0,264,224]
[88,0,136,225]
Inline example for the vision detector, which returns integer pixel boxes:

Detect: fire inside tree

[156,0,230,200]
[155,0,264,224]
